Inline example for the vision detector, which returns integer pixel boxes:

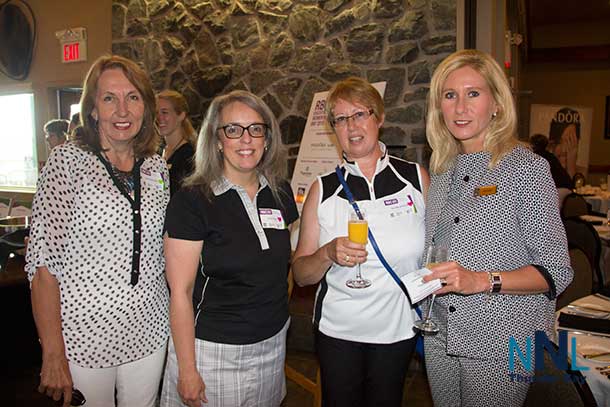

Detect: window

[0,93,37,188]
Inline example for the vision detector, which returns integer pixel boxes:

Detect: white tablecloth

[556,295,610,407]
[585,195,610,215]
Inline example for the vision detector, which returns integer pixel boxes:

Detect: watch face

[491,273,502,293]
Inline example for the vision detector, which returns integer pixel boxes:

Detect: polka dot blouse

[25,143,170,368]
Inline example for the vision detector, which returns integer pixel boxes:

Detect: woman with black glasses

[160,90,298,407]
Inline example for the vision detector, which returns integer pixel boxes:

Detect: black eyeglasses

[330,109,375,128]
[218,123,268,139]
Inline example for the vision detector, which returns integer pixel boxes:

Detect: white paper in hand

[401,267,443,304]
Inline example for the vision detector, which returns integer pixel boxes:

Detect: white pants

[69,342,167,407]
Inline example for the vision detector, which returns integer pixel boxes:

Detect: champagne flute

[413,243,449,335]
[346,210,371,289]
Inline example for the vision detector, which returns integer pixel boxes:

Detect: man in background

[43,119,69,151]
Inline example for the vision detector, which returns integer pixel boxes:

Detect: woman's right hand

[325,237,368,267]
[177,369,208,407]
[38,352,73,407]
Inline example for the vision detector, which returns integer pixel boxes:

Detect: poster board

[290,82,387,214]
[529,104,593,177]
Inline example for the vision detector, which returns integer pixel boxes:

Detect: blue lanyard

[335,166,419,312]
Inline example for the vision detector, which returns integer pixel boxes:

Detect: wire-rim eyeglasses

[330,109,374,128]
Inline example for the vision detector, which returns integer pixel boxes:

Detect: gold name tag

[474,185,497,197]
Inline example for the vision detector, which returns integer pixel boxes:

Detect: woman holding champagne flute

[421,49,573,406]
[293,77,429,406]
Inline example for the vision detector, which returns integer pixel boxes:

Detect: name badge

[382,195,416,218]
[259,208,285,229]
[474,185,497,197]
[142,171,165,191]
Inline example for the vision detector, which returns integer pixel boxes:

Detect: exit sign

[63,42,83,63]
[55,27,87,64]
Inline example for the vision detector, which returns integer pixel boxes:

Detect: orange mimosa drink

[348,220,368,245]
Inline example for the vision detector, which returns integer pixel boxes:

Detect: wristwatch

[488,272,502,294]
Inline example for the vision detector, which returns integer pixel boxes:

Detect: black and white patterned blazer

[424,145,573,360]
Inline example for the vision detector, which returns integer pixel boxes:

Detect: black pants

[315,329,416,407]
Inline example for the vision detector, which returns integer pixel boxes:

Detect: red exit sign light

[63,42,81,62]
[56,27,87,64]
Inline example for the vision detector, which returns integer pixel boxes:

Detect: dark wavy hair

[549,107,580,144]
[73,55,160,158]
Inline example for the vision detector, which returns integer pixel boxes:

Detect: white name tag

[382,196,415,218]
[401,267,443,304]
[142,171,165,191]
[259,208,285,229]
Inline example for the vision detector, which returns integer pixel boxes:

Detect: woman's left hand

[422,261,489,295]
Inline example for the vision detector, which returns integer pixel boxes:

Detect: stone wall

[112,0,456,173]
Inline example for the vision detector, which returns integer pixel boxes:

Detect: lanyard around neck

[335,166,416,307]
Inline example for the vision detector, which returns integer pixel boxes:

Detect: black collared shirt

[165,178,298,344]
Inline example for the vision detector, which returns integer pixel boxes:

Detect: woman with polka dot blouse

[26,55,170,407]
[421,49,573,406]
[160,91,298,407]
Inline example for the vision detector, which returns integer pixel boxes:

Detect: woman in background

[161,90,298,407]
[157,90,197,196]
[26,55,169,407]
[548,106,581,180]
[422,49,573,407]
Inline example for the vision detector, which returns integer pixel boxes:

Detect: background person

[68,113,80,139]
[422,49,573,407]
[292,77,429,407]
[157,90,197,196]
[69,112,80,134]
[43,119,68,151]
[26,55,170,407]
[548,106,581,180]
[160,90,298,407]
[530,133,573,207]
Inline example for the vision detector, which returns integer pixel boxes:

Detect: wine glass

[346,210,371,289]
[413,243,449,335]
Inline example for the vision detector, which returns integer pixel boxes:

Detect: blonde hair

[426,49,519,174]
[326,77,384,125]
[156,90,197,146]
[75,55,160,158]
[185,90,288,203]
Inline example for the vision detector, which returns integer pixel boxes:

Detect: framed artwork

[605,96,610,139]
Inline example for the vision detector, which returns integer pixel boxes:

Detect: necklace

[164,138,186,160]
[101,150,135,195]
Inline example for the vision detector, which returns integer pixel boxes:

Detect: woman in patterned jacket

[421,49,573,406]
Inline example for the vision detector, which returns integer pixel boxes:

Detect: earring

[492,111,498,118]
[264,145,268,152]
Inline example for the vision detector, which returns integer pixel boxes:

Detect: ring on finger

[345,254,350,262]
